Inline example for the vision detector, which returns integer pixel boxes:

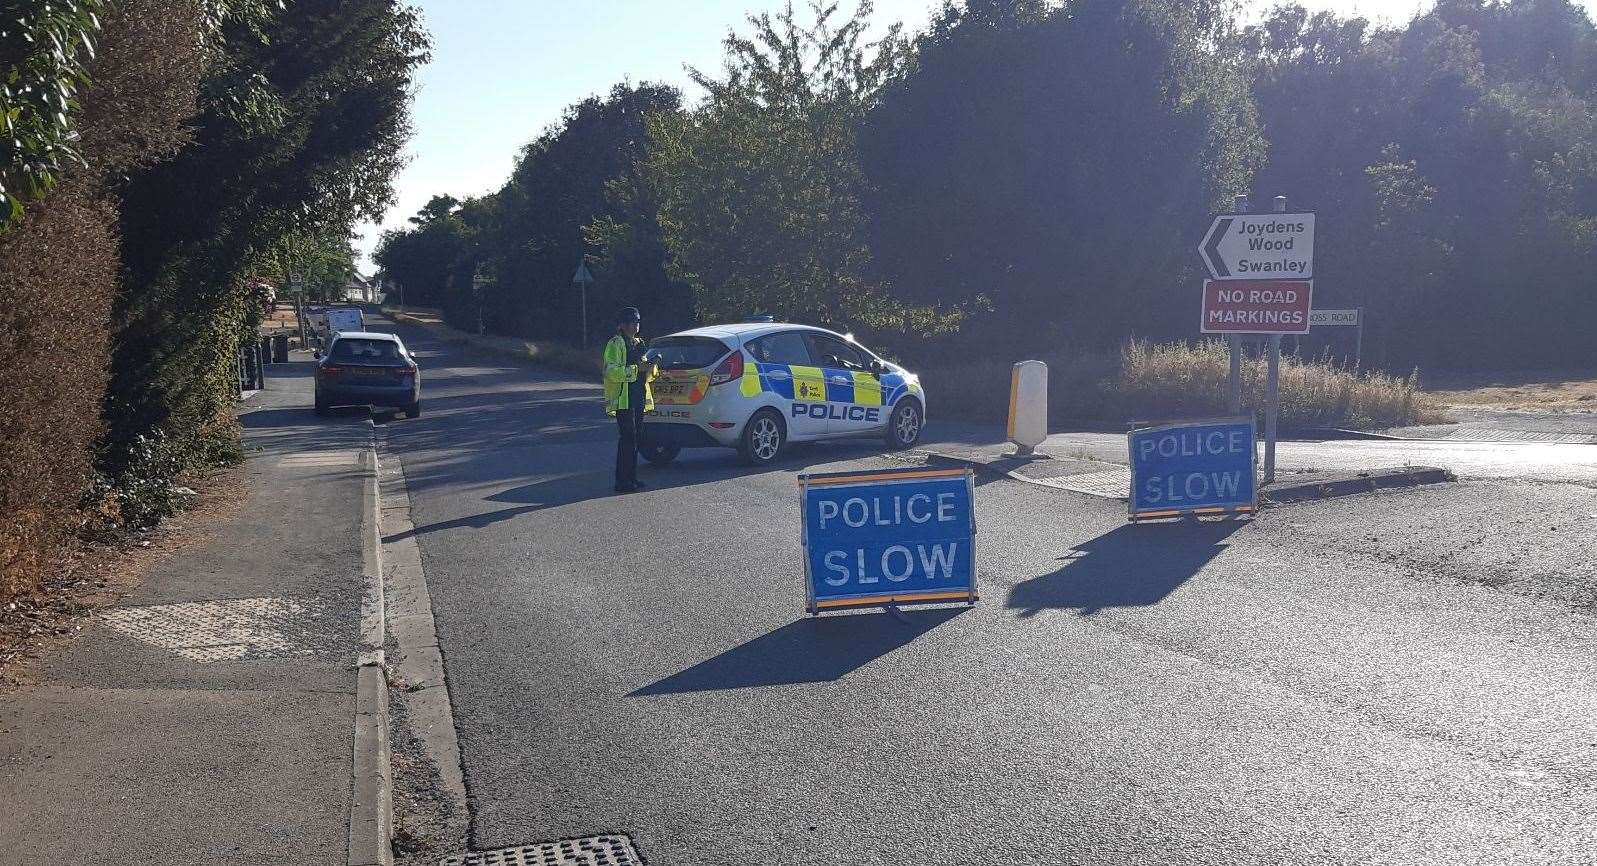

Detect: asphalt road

[373,313,1597,865]
[953,431,1597,485]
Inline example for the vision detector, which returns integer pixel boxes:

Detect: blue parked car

[314,331,421,418]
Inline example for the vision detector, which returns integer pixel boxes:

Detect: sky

[351,0,1557,271]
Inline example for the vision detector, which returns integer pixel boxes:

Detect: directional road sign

[799,466,977,614]
[1199,212,1315,280]
[1128,417,1257,520]
[1309,308,1359,326]
[1201,279,1313,335]
[572,260,594,284]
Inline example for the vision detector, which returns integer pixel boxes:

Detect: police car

[641,322,926,466]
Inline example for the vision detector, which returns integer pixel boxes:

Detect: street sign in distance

[1201,279,1313,335]
[1309,308,1359,326]
[572,260,594,284]
[1128,417,1257,520]
[799,466,977,614]
[1199,212,1315,280]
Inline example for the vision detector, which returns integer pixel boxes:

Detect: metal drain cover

[441,834,642,866]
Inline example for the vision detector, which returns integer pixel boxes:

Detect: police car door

[746,331,829,441]
[804,332,884,436]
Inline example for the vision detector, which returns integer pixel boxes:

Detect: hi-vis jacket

[602,334,656,415]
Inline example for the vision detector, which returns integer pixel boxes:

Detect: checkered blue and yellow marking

[740,362,913,409]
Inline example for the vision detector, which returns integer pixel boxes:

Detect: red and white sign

[1201,279,1313,334]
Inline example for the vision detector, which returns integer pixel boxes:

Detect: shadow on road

[629,606,968,696]
[1007,519,1245,617]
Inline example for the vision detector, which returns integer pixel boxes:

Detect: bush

[0,186,118,600]
[921,339,1438,431]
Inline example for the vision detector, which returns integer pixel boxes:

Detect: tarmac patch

[278,450,361,468]
[98,596,327,662]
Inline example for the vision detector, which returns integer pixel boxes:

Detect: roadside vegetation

[377,0,1597,392]
[0,1,428,600]
[925,341,1435,431]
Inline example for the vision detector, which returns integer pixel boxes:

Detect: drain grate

[1035,467,1131,499]
[441,834,643,866]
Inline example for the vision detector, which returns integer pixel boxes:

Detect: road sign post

[1226,195,1247,413]
[1198,211,1315,280]
[1201,279,1313,334]
[1308,307,1363,367]
[471,270,490,335]
[572,257,595,349]
[1197,195,1314,487]
[798,466,978,614]
[1128,417,1258,521]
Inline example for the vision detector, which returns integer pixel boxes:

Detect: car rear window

[331,339,401,362]
[647,336,730,370]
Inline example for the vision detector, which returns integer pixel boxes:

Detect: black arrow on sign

[1201,217,1233,278]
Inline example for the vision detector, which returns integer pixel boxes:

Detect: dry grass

[1422,370,1597,411]
[386,306,601,381]
[920,339,1440,431]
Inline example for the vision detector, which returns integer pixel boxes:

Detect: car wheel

[739,409,786,465]
[885,399,923,450]
[640,442,681,466]
[404,400,421,419]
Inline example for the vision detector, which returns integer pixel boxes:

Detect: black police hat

[617,306,642,324]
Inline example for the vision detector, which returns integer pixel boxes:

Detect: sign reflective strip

[814,591,973,609]
[800,468,968,487]
[1132,505,1255,519]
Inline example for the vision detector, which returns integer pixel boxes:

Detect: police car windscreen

[647,336,730,370]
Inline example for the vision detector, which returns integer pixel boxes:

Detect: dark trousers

[615,402,644,488]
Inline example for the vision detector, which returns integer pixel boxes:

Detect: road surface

[372,313,1597,865]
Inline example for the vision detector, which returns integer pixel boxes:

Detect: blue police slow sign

[799,466,978,614]
[1128,416,1258,520]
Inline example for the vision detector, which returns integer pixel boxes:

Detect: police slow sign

[1128,417,1258,520]
[799,466,977,613]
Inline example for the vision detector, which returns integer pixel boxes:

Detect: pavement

[1385,406,1597,445]
[922,423,1597,486]
[369,311,1597,865]
[0,354,379,865]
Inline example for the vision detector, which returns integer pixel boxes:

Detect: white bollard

[1007,360,1048,455]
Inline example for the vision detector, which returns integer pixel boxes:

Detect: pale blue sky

[353,0,1561,269]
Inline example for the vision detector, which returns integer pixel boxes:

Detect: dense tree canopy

[859,0,1262,352]
[107,0,428,462]
[1246,0,1597,370]
[1,0,426,597]
[378,0,1597,373]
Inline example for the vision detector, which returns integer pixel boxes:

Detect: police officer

[603,306,656,493]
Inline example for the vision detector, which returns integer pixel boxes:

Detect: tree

[482,82,684,341]
[857,0,1263,354]
[104,0,428,467]
[1244,0,1597,370]
[374,197,470,309]
[642,2,958,341]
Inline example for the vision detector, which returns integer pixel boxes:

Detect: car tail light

[396,365,416,379]
[319,365,343,377]
[708,351,744,386]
